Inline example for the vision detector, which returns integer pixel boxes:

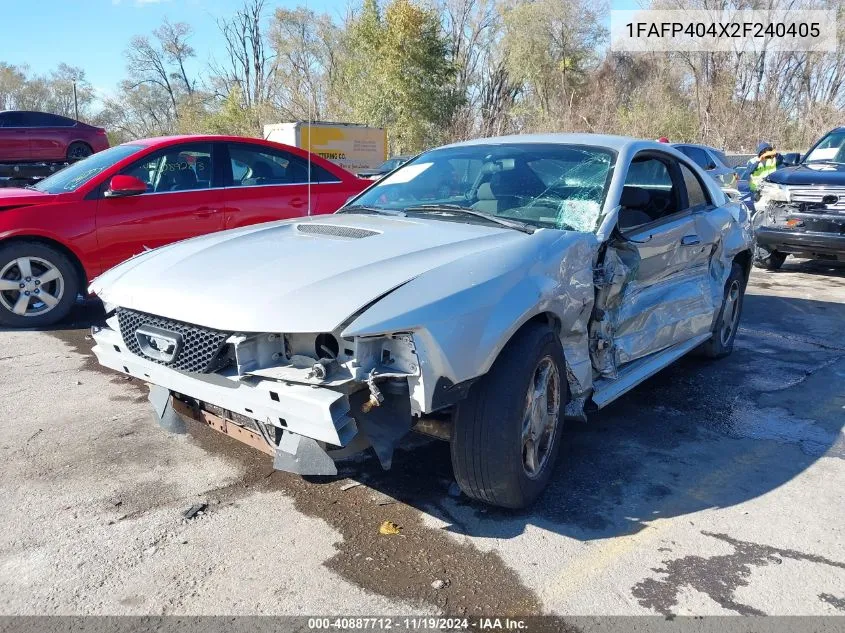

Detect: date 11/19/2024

[307,617,528,630]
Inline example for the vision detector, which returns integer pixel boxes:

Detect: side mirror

[782,152,801,167]
[105,175,148,198]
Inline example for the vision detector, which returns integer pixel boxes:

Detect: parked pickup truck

[754,127,845,270]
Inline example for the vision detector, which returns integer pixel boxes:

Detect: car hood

[767,163,845,187]
[0,187,58,209]
[91,213,528,333]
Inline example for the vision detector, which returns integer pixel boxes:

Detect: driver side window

[121,144,213,194]
[618,156,678,230]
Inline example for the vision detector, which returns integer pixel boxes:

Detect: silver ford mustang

[90,133,754,508]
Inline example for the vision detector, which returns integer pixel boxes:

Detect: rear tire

[0,241,79,328]
[753,246,786,270]
[700,262,746,359]
[451,323,568,509]
[66,142,93,162]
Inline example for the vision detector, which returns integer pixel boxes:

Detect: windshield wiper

[404,204,535,234]
[337,204,402,216]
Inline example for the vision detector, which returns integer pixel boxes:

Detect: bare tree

[155,19,197,97]
[268,7,339,120]
[213,0,276,115]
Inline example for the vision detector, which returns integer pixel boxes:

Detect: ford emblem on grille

[135,325,183,363]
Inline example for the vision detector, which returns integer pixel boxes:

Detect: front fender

[343,230,598,411]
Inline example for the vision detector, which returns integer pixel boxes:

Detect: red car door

[95,142,224,271]
[26,113,71,162]
[0,112,31,162]
[221,142,325,228]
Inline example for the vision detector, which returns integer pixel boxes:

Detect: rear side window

[28,112,76,127]
[678,146,711,170]
[310,162,341,183]
[712,149,729,166]
[680,163,710,210]
[0,112,29,127]
[227,144,310,186]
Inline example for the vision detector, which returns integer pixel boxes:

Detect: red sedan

[0,135,370,326]
[0,110,110,162]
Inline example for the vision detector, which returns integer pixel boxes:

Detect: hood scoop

[296,224,379,239]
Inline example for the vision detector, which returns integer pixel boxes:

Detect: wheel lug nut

[24,291,30,296]
[19,283,25,289]
[34,280,40,286]
[25,277,31,282]
[34,289,40,294]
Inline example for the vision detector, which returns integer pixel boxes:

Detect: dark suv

[753,127,845,270]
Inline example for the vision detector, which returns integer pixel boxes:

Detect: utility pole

[72,81,79,121]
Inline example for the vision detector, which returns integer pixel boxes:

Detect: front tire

[451,323,568,509]
[753,246,786,270]
[700,262,746,359]
[0,242,79,328]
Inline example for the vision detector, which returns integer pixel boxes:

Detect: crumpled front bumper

[91,325,359,474]
[756,226,845,256]
[754,200,845,257]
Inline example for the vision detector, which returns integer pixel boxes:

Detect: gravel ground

[0,259,843,617]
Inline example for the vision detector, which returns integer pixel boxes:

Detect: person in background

[747,141,783,195]
[657,137,670,143]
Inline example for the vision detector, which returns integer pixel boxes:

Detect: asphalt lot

[0,259,843,616]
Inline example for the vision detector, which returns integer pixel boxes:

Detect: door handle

[290,197,306,208]
[681,235,700,246]
[193,208,220,218]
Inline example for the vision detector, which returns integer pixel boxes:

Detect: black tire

[700,262,746,359]
[0,241,80,328]
[451,323,568,509]
[66,142,93,162]
[753,246,786,270]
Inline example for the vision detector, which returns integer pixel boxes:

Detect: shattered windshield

[804,130,845,164]
[343,143,615,232]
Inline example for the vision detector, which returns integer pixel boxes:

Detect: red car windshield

[31,144,145,194]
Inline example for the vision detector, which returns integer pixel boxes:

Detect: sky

[0,0,642,101]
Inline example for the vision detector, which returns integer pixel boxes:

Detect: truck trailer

[263,121,386,173]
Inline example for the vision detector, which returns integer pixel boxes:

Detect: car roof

[125,134,275,147]
[440,132,676,154]
[0,109,76,118]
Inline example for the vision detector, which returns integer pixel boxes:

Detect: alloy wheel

[720,279,741,346]
[521,356,561,479]
[0,257,65,317]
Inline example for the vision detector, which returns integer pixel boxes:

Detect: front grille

[788,187,845,209]
[296,224,379,239]
[117,308,232,373]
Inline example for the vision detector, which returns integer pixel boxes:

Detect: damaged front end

[755,182,845,260]
[92,308,423,476]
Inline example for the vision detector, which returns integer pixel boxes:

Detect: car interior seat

[245,160,274,185]
[169,167,198,191]
[618,186,653,230]
[472,166,546,214]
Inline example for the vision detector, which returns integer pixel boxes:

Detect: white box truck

[263,121,387,173]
